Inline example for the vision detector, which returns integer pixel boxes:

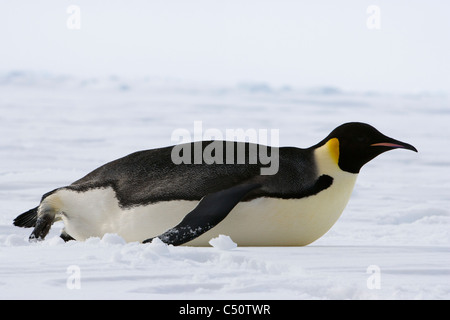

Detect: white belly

[187,171,357,246]
[48,170,356,246]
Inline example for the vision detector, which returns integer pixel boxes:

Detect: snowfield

[0,72,449,299]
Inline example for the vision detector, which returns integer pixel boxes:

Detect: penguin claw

[28,233,42,242]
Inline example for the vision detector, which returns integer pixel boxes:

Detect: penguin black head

[324,122,418,174]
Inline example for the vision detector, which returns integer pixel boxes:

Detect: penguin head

[324,122,417,174]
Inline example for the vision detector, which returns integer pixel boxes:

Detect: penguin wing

[143,183,261,246]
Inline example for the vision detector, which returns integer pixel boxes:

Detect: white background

[1,0,449,93]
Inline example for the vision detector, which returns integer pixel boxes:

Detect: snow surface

[0,72,449,299]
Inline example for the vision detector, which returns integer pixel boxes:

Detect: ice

[0,72,449,300]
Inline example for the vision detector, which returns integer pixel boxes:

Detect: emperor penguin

[14,122,417,246]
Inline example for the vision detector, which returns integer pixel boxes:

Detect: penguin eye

[355,136,368,143]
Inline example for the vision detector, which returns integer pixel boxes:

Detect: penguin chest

[186,172,358,246]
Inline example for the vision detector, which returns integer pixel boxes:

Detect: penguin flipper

[143,183,261,246]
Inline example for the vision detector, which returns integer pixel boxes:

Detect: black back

[64,141,327,208]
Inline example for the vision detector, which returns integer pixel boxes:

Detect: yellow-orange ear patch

[326,138,340,165]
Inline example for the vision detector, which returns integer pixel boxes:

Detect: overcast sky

[1,0,449,93]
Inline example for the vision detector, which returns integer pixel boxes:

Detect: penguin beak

[371,139,418,152]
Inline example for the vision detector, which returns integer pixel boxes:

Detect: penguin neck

[313,138,358,180]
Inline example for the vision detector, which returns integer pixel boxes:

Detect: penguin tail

[13,207,38,228]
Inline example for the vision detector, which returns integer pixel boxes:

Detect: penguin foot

[29,213,54,242]
[60,230,76,242]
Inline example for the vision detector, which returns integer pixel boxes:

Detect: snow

[209,235,238,251]
[1,72,449,300]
